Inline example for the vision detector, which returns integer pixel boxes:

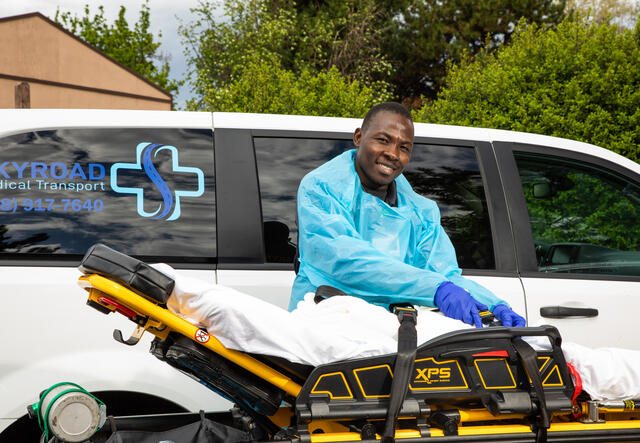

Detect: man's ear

[353,128,362,147]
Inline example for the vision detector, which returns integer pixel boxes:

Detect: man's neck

[361,180,397,207]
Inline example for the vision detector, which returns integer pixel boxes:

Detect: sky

[0,0,210,108]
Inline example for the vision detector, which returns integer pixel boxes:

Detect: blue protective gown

[289,149,505,311]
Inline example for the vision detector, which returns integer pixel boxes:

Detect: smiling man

[289,102,525,328]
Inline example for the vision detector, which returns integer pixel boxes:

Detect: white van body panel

[0,109,212,134]
[522,277,640,349]
[216,270,296,310]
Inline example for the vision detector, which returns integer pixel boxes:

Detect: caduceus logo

[110,142,205,221]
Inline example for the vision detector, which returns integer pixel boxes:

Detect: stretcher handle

[420,325,563,350]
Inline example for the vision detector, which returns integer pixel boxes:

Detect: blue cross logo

[110,142,204,221]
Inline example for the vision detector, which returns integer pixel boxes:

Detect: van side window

[515,152,640,276]
[0,128,215,262]
[254,137,352,263]
[255,139,495,270]
[404,144,495,270]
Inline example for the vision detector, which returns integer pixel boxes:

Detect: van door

[496,141,640,349]
[216,129,525,319]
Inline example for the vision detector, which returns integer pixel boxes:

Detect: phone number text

[0,198,104,212]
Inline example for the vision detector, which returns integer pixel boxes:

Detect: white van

[1,109,640,439]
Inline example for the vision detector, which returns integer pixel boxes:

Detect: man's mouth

[376,162,396,175]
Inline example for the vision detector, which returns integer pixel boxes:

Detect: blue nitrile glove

[492,304,526,327]
[434,281,488,328]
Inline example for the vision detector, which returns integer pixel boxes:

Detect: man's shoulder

[300,150,356,191]
[396,175,440,219]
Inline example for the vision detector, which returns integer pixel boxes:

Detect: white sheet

[154,263,640,401]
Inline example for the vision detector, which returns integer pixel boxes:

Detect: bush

[186,56,388,118]
[415,18,640,163]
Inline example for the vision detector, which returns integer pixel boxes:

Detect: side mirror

[533,182,553,198]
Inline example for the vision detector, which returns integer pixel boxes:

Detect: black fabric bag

[104,414,252,443]
[79,243,174,304]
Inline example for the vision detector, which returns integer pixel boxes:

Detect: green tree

[415,18,640,163]
[192,54,383,116]
[180,0,391,115]
[382,0,567,104]
[55,1,180,98]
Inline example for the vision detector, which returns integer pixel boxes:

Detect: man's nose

[384,143,401,160]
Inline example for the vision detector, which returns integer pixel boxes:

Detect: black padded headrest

[79,243,174,304]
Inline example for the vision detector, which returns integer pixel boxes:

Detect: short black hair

[361,102,412,133]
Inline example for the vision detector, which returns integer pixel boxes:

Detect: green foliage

[416,18,640,163]
[55,1,180,98]
[187,54,386,117]
[181,0,571,110]
[287,0,392,87]
[180,0,391,115]
[382,0,567,102]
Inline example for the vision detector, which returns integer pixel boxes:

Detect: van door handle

[540,306,599,318]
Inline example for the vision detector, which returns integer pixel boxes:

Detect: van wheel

[0,391,187,443]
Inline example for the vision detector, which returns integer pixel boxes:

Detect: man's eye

[400,145,411,152]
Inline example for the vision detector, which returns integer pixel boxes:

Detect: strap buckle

[479,310,500,325]
[391,304,417,325]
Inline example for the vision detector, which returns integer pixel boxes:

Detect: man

[290,102,525,328]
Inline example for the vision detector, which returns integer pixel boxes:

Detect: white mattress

[154,263,640,401]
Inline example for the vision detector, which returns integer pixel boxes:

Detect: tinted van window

[0,128,215,261]
[255,139,494,270]
[515,152,640,275]
[254,137,351,263]
[404,144,494,270]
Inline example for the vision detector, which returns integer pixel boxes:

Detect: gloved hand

[492,304,526,327]
[434,281,488,328]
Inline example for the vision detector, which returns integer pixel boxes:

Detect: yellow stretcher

[77,244,640,443]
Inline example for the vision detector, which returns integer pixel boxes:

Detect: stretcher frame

[78,270,640,443]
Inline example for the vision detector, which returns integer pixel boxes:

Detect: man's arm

[412,205,524,325]
[413,217,505,310]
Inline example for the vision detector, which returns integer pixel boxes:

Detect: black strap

[313,285,347,303]
[512,338,549,443]
[381,307,418,443]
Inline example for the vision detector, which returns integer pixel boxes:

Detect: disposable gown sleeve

[413,206,506,310]
[298,184,450,308]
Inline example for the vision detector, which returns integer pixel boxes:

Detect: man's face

[353,111,414,191]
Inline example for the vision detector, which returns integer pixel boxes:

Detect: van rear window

[0,128,215,263]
